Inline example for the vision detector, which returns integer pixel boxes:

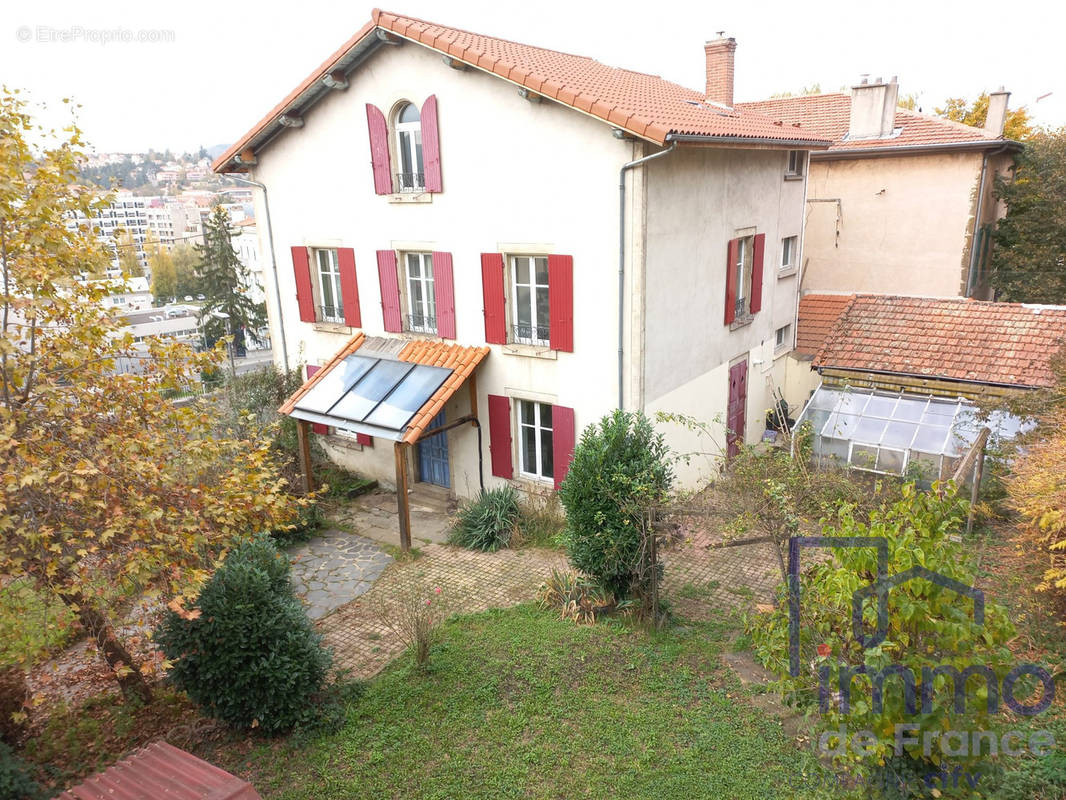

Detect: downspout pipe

[618,140,677,410]
[223,173,290,373]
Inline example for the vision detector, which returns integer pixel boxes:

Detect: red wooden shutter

[487,394,513,478]
[750,233,766,314]
[480,253,507,344]
[337,247,361,328]
[376,250,402,332]
[305,366,328,434]
[432,251,456,339]
[724,238,739,326]
[366,103,392,195]
[551,405,576,490]
[547,254,574,352]
[421,95,442,193]
[291,246,316,323]
[356,433,373,446]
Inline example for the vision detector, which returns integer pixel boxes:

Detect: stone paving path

[323,487,455,548]
[317,543,569,678]
[288,530,393,619]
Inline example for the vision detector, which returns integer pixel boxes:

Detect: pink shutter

[480,253,507,344]
[356,433,373,446]
[305,366,328,434]
[724,238,739,326]
[337,247,361,328]
[487,394,513,479]
[421,95,442,193]
[291,246,316,323]
[376,250,402,332]
[551,405,576,490]
[366,103,392,195]
[547,255,574,352]
[432,251,456,339]
[750,233,765,314]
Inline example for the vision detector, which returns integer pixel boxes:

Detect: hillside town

[1,6,1065,800]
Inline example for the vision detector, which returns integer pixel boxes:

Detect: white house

[213,10,830,529]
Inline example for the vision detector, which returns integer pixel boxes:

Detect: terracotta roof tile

[813,295,1066,388]
[736,93,1007,152]
[214,9,831,171]
[796,294,855,356]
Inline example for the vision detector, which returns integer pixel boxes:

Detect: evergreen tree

[195,206,266,373]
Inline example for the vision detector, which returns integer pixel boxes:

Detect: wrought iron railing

[394,172,425,192]
[407,313,436,333]
[319,304,344,324]
[734,297,752,322]
[512,323,550,346]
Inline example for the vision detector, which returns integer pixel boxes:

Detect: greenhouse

[792,385,1025,481]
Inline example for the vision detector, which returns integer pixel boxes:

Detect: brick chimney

[705,34,737,107]
[848,75,899,140]
[985,87,1011,137]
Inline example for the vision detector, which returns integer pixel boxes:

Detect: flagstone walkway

[288,530,393,619]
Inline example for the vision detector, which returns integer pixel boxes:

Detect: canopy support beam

[394,442,412,552]
[296,420,315,494]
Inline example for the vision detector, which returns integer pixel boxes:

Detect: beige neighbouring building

[212,10,835,543]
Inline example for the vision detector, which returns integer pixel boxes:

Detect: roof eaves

[813,139,1021,160]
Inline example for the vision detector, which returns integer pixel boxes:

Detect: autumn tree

[113,227,143,277]
[937,92,1034,141]
[989,128,1066,302]
[146,231,176,303]
[0,90,300,702]
[195,206,266,373]
[171,242,200,299]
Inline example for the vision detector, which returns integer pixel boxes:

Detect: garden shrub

[0,742,40,800]
[518,490,566,549]
[448,486,520,552]
[0,669,27,746]
[537,569,614,624]
[749,484,1018,788]
[154,535,332,733]
[271,499,323,548]
[559,410,673,599]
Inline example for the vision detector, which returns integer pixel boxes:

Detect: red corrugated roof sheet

[213,9,831,172]
[737,93,1005,152]
[813,295,1066,388]
[57,741,261,800]
[796,293,855,356]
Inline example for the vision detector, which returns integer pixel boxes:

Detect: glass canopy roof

[794,385,1025,481]
[290,354,452,441]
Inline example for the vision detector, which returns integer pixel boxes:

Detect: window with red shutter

[750,233,765,314]
[376,250,403,332]
[724,238,739,326]
[291,246,316,323]
[480,253,506,344]
[337,247,361,328]
[487,394,513,478]
[551,405,576,490]
[547,255,573,352]
[421,95,442,193]
[432,251,456,339]
[366,104,392,195]
[356,433,373,447]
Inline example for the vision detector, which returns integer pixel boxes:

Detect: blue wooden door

[418,410,450,487]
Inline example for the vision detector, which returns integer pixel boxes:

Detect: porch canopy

[279,334,489,549]
[793,384,1025,481]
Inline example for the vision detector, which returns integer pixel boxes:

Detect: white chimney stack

[985,87,1011,137]
[848,75,899,140]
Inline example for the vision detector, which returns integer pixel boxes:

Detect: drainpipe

[618,140,677,410]
[223,173,290,373]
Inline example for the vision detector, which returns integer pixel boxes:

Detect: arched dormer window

[394,102,424,192]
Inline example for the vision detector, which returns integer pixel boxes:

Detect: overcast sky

[4,0,1064,154]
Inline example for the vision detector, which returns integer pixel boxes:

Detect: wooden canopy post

[394,441,412,552]
[296,420,315,494]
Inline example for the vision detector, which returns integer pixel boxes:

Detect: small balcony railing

[394,172,426,193]
[733,297,753,322]
[407,313,437,334]
[319,304,345,324]
[512,323,550,346]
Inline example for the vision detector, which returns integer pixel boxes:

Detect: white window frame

[785,150,805,178]
[315,248,344,323]
[734,235,755,320]
[775,323,792,353]
[403,252,436,334]
[780,235,798,272]
[516,399,554,482]
[394,102,424,192]
[510,255,550,346]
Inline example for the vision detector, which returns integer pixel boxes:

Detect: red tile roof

[58,741,260,800]
[214,10,831,172]
[796,293,854,356]
[278,334,489,444]
[814,295,1066,388]
[737,93,1008,153]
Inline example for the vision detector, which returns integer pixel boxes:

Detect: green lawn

[224,606,825,800]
